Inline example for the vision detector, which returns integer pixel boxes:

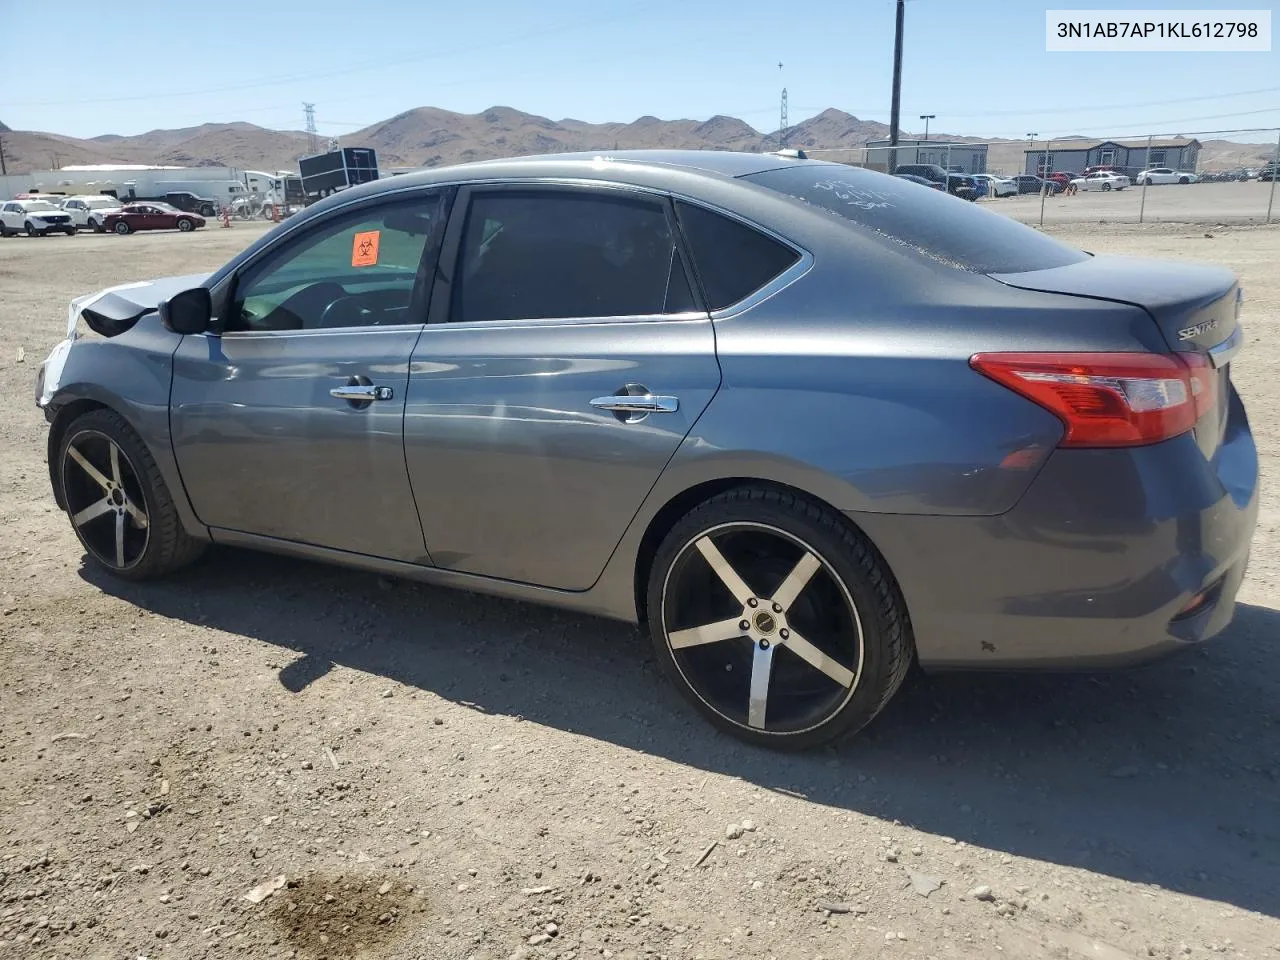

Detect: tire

[1179,177,1190,184]
[113,221,131,235]
[177,218,194,232]
[24,220,38,236]
[0,223,10,238]
[89,218,103,233]
[57,408,205,581]
[64,228,76,237]
[1102,183,1111,191]
[646,486,913,750]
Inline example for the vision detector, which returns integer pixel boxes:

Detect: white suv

[59,195,124,231]
[0,199,77,237]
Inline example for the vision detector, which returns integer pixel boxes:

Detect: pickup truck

[893,163,977,200]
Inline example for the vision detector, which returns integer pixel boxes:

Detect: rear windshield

[743,164,1088,274]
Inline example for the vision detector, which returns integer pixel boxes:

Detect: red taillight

[970,352,1217,448]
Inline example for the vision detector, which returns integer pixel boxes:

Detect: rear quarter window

[674,201,800,310]
[743,164,1088,274]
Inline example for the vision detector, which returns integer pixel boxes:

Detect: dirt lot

[995,179,1279,225]
[1,217,1278,960]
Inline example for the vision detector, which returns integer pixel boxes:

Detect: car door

[401,182,727,590]
[0,203,16,229]
[170,187,453,561]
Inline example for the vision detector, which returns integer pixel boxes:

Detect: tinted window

[229,193,446,332]
[746,165,1086,274]
[451,190,691,323]
[674,201,800,310]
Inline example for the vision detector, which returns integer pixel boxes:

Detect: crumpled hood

[67,273,210,338]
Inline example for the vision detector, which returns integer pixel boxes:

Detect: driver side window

[228,192,447,333]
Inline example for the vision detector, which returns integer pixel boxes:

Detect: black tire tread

[648,484,914,748]
[60,408,205,579]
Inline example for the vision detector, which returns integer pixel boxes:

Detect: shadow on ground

[84,547,1280,918]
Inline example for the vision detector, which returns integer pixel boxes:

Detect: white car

[59,195,124,231]
[1070,171,1132,192]
[0,199,78,237]
[1134,167,1198,185]
[971,174,1018,198]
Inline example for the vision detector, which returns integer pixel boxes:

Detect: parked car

[1135,167,1199,185]
[1070,171,1132,191]
[59,195,124,232]
[34,150,1257,749]
[1258,163,1279,182]
[101,203,207,235]
[893,172,944,190]
[893,163,976,200]
[970,174,1017,198]
[1012,175,1060,195]
[0,199,77,237]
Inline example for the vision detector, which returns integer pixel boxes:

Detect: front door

[170,189,452,561]
[404,184,722,590]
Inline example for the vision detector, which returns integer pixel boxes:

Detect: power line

[0,5,651,109]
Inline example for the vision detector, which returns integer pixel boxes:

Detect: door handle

[330,385,394,402]
[589,394,679,414]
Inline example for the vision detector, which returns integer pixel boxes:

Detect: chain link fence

[803,127,1280,226]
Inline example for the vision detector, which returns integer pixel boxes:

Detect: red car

[102,202,206,235]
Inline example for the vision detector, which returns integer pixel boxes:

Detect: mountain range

[0,107,1273,176]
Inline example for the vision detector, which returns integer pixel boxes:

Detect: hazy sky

[1,0,1277,141]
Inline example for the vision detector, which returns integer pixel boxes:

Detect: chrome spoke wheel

[62,429,150,570]
[660,522,864,735]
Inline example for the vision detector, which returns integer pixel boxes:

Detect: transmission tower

[779,88,789,149]
[303,102,318,153]
[777,60,788,149]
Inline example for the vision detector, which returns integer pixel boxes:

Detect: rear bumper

[854,387,1259,669]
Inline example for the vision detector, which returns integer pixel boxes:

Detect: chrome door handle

[330,385,394,401]
[589,394,679,414]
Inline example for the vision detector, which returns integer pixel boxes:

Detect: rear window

[743,164,1088,274]
[675,201,800,310]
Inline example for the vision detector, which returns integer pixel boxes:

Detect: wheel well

[46,399,109,510]
[632,478,868,625]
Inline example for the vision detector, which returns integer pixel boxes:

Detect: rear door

[403,182,722,590]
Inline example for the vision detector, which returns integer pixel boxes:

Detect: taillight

[970,352,1217,448]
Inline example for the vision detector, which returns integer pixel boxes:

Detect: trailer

[298,147,378,203]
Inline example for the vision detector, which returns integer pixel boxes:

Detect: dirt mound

[269,873,428,959]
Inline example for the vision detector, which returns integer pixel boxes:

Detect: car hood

[26,209,66,217]
[68,273,210,338]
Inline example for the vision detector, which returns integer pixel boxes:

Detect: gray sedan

[35,150,1258,749]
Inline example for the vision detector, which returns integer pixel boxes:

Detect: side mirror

[159,287,212,335]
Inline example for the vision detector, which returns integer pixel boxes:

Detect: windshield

[23,201,58,211]
[150,203,179,213]
[743,164,1088,274]
[86,197,118,208]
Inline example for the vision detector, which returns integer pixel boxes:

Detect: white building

[18,164,250,206]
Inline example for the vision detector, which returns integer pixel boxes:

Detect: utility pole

[888,0,905,172]
[0,133,7,176]
[919,114,934,141]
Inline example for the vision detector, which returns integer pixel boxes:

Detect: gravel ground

[1,219,1278,960]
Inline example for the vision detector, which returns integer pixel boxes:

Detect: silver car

[35,150,1258,749]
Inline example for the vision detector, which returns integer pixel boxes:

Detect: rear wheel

[114,221,131,235]
[646,487,913,750]
[1179,176,1190,184]
[1102,182,1112,191]
[58,409,205,581]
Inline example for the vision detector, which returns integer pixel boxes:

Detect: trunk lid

[989,255,1243,457]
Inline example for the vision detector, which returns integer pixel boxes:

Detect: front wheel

[1102,183,1112,191]
[58,408,205,580]
[113,221,131,235]
[24,220,39,236]
[646,487,913,750]
[177,218,194,232]
[1179,177,1190,184]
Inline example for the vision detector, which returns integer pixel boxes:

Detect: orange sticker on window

[351,230,380,267]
